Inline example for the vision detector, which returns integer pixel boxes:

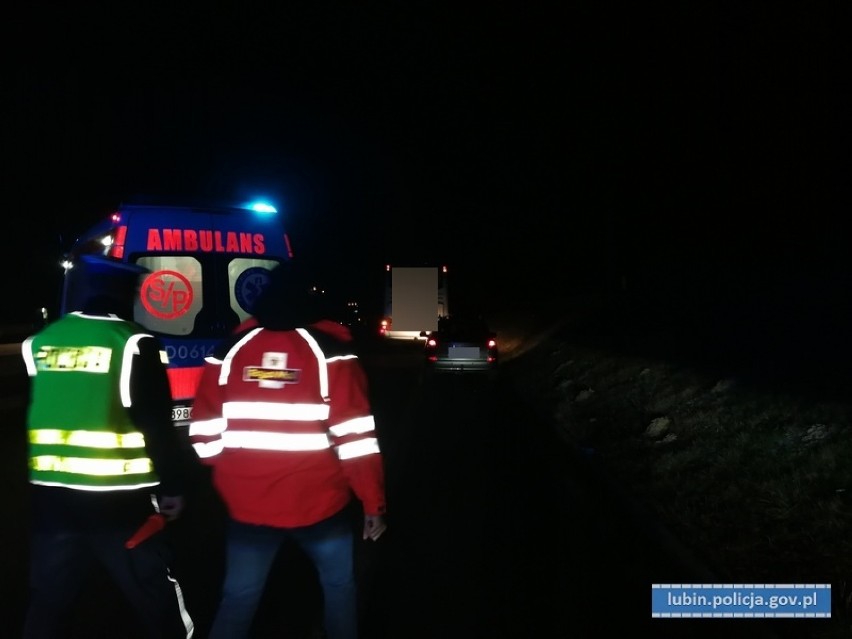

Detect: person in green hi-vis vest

[20,260,195,639]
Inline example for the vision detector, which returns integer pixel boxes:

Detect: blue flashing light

[245,201,277,214]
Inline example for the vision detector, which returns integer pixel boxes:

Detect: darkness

[5,4,851,343]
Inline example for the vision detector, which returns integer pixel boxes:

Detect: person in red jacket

[189,263,386,639]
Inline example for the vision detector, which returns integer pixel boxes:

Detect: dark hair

[252,263,325,329]
[66,255,147,319]
[82,292,131,318]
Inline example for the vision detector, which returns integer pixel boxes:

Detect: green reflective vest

[22,312,161,491]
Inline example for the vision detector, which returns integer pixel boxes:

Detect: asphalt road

[0,337,816,638]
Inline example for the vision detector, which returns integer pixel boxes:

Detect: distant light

[246,201,277,214]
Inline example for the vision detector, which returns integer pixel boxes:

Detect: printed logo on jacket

[243,352,301,389]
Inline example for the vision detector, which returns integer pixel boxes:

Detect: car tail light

[424,336,438,362]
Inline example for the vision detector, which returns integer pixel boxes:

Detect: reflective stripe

[219,329,263,385]
[31,455,154,476]
[192,440,224,459]
[22,337,36,376]
[223,401,330,421]
[30,429,146,449]
[188,417,227,437]
[168,575,194,639]
[296,329,329,401]
[222,430,331,451]
[327,354,357,363]
[121,334,154,408]
[337,437,381,460]
[75,311,124,322]
[31,479,160,491]
[329,416,376,437]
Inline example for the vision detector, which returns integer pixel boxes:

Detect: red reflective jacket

[189,320,386,528]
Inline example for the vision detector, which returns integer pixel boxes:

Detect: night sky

[6,4,850,330]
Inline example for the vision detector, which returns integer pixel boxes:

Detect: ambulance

[59,202,293,427]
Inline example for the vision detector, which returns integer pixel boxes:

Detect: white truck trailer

[379,265,449,339]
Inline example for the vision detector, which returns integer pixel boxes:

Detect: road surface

[1,336,811,638]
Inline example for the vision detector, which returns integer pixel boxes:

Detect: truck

[379,264,449,339]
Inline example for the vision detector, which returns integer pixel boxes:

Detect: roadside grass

[499,305,852,639]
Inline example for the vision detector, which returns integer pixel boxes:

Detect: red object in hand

[125,513,166,549]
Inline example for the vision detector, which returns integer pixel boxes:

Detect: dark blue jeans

[208,508,357,639]
[23,486,193,639]
[24,526,193,639]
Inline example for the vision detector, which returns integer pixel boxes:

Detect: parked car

[420,315,499,378]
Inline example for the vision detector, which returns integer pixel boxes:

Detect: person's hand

[362,514,387,541]
[158,495,185,521]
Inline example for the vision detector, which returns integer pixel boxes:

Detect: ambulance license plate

[171,405,193,424]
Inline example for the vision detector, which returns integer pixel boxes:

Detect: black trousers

[23,486,194,639]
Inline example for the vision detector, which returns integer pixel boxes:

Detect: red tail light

[107,225,128,259]
[167,366,204,401]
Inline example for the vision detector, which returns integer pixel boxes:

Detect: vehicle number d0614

[171,406,193,422]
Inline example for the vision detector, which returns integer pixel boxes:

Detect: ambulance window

[132,256,203,336]
[228,258,281,323]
